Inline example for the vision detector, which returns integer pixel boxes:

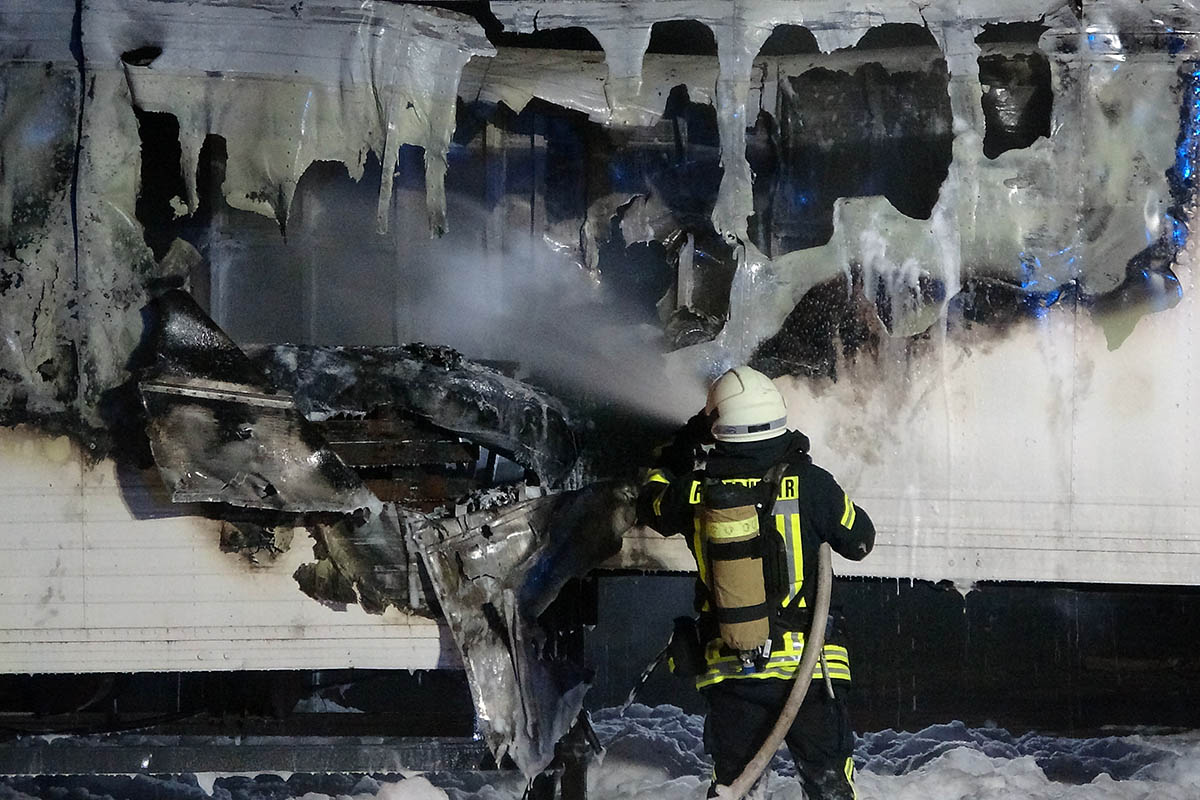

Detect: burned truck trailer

[4,0,1200,777]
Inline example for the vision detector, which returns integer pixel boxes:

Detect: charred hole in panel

[595,222,673,325]
[190,134,228,237]
[746,108,778,253]
[757,24,821,58]
[210,152,395,347]
[767,24,953,256]
[748,25,820,255]
[581,82,722,224]
[487,25,602,52]
[180,133,228,311]
[660,85,722,214]
[647,20,718,57]
[131,107,188,261]
[120,46,163,67]
[976,23,1053,160]
[496,98,591,227]
[590,82,737,347]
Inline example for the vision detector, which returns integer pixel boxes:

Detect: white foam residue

[7,707,1200,799]
[193,773,219,796]
[376,777,451,800]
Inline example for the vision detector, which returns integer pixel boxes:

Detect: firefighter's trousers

[701,676,857,800]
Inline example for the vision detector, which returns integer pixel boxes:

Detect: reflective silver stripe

[697,656,852,686]
[780,512,799,605]
[775,498,803,605]
[699,635,852,687]
[712,416,788,437]
[774,498,800,515]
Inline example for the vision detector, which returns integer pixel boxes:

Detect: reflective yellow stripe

[720,477,760,487]
[789,512,803,603]
[706,515,758,541]
[652,491,664,518]
[688,481,702,504]
[845,757,858,800]
[840,493,856,528]
[693,519,708,587]
[777,632,847,655]
[696,661,852,688]
[646,470,670,485]
[697,635,852,687]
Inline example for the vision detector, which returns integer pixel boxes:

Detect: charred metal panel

[411,483,633,776]
[137,293,421,616]
[247,344,578,488]
[218,519,294,561]
[132,289,633,773]
[139,291,378,514]
[304,509,419,615]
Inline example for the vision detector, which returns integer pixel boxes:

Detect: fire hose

[713,541,834,800]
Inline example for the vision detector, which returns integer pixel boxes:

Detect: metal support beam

[0,737,490,776]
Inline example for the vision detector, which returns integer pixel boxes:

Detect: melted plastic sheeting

[459,48,720,126]
[492,0,1195,368]
[139,291,379,513]
[412,483,634,776]
[246,345,578,488]
[99,0,493,235]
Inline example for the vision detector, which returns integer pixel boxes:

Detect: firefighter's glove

[666,616,705,680]
[635,469,672,528]
[682,410,715,447]
[654,411,713,477]
[610,482,639,536]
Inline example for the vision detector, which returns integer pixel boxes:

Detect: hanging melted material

[412,485,633,774]
[135,289,626,775]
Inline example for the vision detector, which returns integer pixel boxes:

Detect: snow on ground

[3,705,1200,800]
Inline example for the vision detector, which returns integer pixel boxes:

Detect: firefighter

[639,366,875,800]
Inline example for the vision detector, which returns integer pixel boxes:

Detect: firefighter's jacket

[641,429,875,689]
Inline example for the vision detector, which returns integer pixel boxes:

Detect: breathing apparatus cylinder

[700,366,788,659]
[702,484,769,655]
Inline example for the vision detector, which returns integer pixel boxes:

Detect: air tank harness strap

[743,460,791,669]
[744,461,791,672]
[757,461,791,524]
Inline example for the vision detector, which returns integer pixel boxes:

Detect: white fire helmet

[705,366,788,443]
